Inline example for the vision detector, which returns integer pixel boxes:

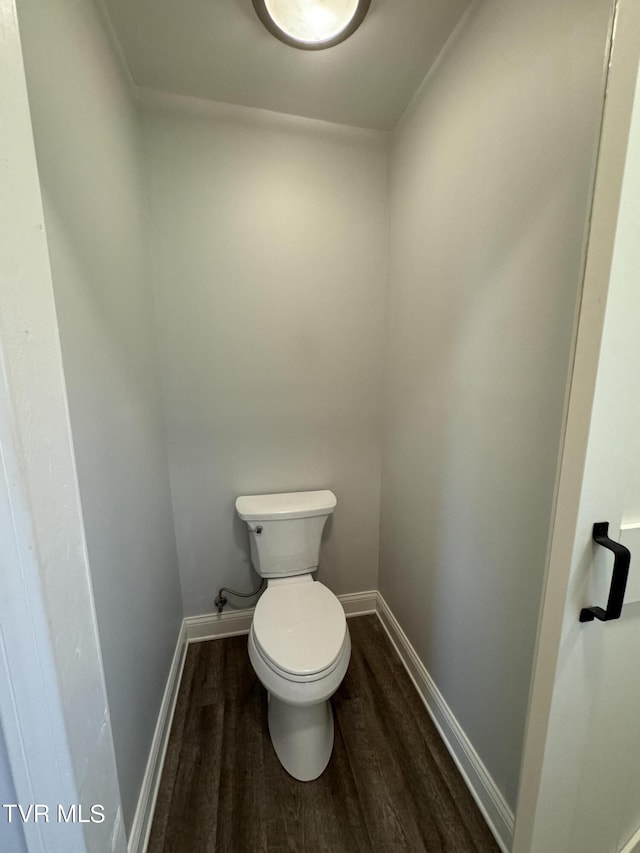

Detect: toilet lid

[253,582,346,677]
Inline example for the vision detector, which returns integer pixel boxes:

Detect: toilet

[235,489,350,781]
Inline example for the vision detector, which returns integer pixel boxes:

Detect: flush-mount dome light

[252,0,371,50]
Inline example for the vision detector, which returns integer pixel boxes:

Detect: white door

[513,1,640,851]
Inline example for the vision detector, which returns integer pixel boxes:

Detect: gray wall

[141,92,388,615]
[17,0,183,830]
[380,0,612,809]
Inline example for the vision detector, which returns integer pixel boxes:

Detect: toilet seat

[252,580,346,679]
[251,628,349,684]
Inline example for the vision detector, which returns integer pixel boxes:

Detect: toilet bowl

[236,490,350,781]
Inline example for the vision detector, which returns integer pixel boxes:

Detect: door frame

[513,1,640,849]
[0,1,124,850]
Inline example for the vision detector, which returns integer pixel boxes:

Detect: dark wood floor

[148,615,500,852]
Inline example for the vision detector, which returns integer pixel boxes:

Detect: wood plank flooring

[148,615,500,852]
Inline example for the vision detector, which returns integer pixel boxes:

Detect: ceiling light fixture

[252,0,371,50]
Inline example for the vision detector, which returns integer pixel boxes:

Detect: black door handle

[580,522,631,623]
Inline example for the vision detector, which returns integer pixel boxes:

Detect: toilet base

[267,693,334,781]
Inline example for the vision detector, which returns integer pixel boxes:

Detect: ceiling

[103,0,471,131]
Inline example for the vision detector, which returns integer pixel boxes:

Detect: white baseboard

[183,589,378,644]
[621,825,640,853]
[339,589,378,617]
[127,620,188,853]
[130,588,511,853]
[185,606,255,642]
[375,592,514,853]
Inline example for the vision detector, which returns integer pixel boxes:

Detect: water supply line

[214,577,265,613]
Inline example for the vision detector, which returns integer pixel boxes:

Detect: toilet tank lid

[235,490,337,521]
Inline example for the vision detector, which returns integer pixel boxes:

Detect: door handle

[580,522,631,623]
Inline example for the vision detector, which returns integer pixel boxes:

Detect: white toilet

[235,489,350,781]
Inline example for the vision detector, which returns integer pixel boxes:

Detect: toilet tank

[235,490,337,578]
